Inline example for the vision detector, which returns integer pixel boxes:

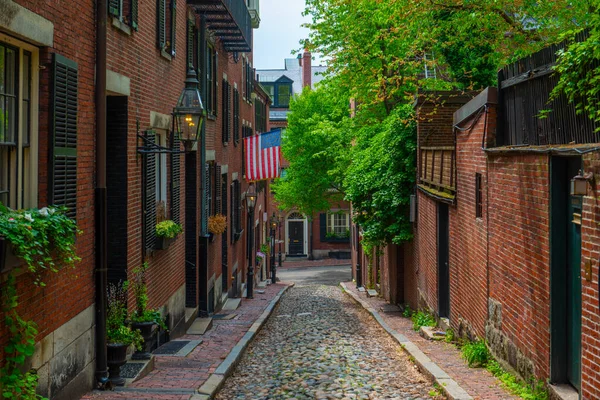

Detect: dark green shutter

[196,25,202,78]
[215,165,222,215]
[143,131,157,250]
[187,19,194,68]
[51,54,78,220]
[170,0,177,56]
[203,163,210,234]
[109,0,119,17]
[171,137,181,224]
[157,0,166,49]
[130,0,138,30]
[207,163,213,216]
[230,182,234,243]
[233,88,239,145]
[222,80,229,143]
[319,213,327,241]
[214,51,218,116]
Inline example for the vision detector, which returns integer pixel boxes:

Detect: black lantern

[246,183,257,210]
[173,68,205,149]
[270,212,278,229]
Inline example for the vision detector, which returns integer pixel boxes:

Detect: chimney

[302,49,312,89]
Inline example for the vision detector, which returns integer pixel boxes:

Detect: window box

[155,236,176,250]
[323,236,350,243]
[0,237,22,273]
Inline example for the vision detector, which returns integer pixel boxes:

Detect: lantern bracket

[136,133,191,154]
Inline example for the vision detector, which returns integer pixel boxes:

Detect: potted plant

[155,220,182,250]
[208,214,227,238]
[128,263,168,360]
[0,204,80,281]
[106,282,143,386]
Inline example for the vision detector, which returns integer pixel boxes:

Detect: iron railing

[189,0,252,52]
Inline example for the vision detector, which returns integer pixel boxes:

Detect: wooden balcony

[418,146,456,202]
[189,0,252,52]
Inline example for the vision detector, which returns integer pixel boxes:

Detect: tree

[272,84,350,217]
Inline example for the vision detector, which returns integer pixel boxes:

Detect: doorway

[550,156,582,392]
[437,202,450,318]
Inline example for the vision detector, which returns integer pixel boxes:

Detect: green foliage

[260,243,271,256]
[552,3,600,130]
[445,328,456,343]
[127,263,167,330]
[272,85,350,217]
[402,304,412,318]
[155,220,182,239]
[0,204,81,286]
[411,310,436,331]
[461,339,490,367]
[106,282,143,349]
[344,105,416,247]
[1,275,44,399]
[487,360,549,400]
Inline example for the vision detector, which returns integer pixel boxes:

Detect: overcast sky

[253,0,321,70]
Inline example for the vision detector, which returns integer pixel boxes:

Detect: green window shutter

[319,213,327,241]
[196,25,202,78]
[214,51,218,116]
[215,165,222,216]
[51,54,78,220]
[222,80,229,143]
[203,162,210,235]
[233,88,239,145]
[143,131,157,250]
[187,19,194,68]
[206,163,213,216]
[157,0,166,50]
[230,182,234,243]
[170,0,177,56]
[108,0,120,17]
[171,137,181,224]
[130,0,138,30]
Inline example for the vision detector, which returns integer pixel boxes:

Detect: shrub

[402,304,413,318]
[462,339,489,367]
[412,310,436,331]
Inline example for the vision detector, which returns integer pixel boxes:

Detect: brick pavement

[280,258,351,269]
[343,283,519,400]
[81,283,287,400]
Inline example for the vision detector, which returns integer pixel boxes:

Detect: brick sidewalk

[343,283,518,400]
[280,258,351,269]
[81,283,287,400]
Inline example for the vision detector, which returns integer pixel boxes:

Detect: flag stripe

[244,130,282,182]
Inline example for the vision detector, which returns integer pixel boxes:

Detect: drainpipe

[95,0,109,386]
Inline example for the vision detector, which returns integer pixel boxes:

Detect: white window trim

[155,130,168,204]
[0,33,39,209]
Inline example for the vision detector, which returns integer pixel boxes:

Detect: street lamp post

[278,212,282,273]
[270,212,278,284]
[245,184,257,299]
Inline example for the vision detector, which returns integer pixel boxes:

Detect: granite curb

[195,283,294,399]
[340,282,473,400]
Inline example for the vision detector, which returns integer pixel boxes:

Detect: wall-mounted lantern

[173,68,205,150]
[571,170,594,196]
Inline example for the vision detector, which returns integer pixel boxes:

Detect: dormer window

[262,76,293,108]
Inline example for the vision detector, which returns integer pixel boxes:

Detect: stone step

[186,317,213,335]
[222,298,242,311]
[366,289,378,297]
[420,326,446,341]
[121,356,155,386]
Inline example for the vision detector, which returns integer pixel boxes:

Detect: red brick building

[405,43,599,398]
[0,0,270,398]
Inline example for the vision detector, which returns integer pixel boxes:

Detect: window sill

[207,114,217,121]
[112,17,132,36]
[160,49,173,61]
[322,237,350,243]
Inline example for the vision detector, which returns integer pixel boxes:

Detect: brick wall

[578,152,600,399]
[414,191,439,311]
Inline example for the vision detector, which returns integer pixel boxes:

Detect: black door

[438,203,450,318]
[288,221,304,255]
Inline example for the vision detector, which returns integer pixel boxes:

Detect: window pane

[6,96,16,144]
[278,84,291,107]
[0,146,9,205]
[21,101,29,146]
[264,84,274,98]
[0,46,4,94]
[22,52,30,100]
[5,48,16,95]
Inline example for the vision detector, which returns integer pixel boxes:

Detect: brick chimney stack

[302,49,312,89]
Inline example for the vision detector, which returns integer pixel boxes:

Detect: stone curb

[195,283,294,399]
[340,282,473,400]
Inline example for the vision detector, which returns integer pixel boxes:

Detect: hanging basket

[208,214,227,235]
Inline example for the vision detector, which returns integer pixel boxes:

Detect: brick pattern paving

[281,258,351,269]
[344,283,519,400]
[81,283,286,399]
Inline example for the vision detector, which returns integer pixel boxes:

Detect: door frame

[286,212,308,256]
[437,202,450,318]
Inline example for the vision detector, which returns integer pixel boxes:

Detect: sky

[253,0,322,70]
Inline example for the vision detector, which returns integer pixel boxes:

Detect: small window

[155,131,168,218]
[327,212,350,237]
[475,173,483,218]
[109,0,139,30]
[277,84,291,107]
[157,0,176,56]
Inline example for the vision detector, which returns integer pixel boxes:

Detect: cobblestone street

[216,280,436,400]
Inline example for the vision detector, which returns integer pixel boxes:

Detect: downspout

[94,0,108,386]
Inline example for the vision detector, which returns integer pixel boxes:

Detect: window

[206,45,217,115]
[157,0,176,56]
[475,173,483,218]
[261,81,292,108]
[187,18,198,72]
[243,58,253,102]
[254,98,266,134]
[327,212,350,237]
[0,37,39,210]
[222,79,231,143]
[109,0,139,30]
[231,180,241,242]
[155,130,168,219]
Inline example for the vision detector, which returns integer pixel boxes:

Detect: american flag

[245,129,282,182]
